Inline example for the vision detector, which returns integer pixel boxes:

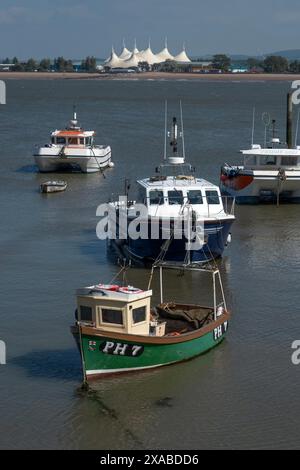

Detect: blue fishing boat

[109,105,235,264]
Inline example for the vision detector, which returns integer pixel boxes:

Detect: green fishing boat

[71,264,230,380]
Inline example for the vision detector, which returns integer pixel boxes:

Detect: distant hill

[195,50,300,61]
[267,50,300,60]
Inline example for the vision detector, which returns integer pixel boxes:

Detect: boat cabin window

[79,306,93,322]
[149,190,164,205]
[86,137,92,146]
[168,190,184,205]
[138,186,147,204]
[101,308,123,325]
[206,190,220,205]
[57,137,66,145]
[51,137,55,144]
[260,156,277,165]
[187,190,203,204]
[132,306,146,324]
[79,138,85,145]
[281,156,298,166]
[244,155,256,166]
[68,137,78,145]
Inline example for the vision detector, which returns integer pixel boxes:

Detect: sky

[0,0,299,59]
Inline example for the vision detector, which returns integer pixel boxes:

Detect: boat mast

[251,107,255,147]
[159,266,163,304]
[170,116,178,155]
[295,109,300,147]
[286,92,293,149]
[180,100,186,161]
[164,100,168,160]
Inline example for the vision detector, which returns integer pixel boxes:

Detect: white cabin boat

[34,109,113,173]
[109,113,235,264]
[220,94,300,204]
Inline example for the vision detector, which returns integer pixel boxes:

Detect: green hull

[74,318,229,378]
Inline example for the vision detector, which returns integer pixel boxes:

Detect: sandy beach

[1,71,300,81]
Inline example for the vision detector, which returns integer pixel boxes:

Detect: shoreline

[1,71,300,81]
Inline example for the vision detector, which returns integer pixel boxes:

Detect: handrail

[109,195,235,217]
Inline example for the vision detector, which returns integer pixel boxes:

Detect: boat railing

[149,262,228,320]
[109,194,235,219]
[222,196,235,216]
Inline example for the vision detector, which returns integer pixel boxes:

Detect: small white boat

[220,93,300,204]
[34,108,113,173]
[40,180,67,193]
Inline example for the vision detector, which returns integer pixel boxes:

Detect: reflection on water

[0,79,300,449]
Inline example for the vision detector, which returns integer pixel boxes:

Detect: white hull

[35,146,112,173]
[220,167,300,203]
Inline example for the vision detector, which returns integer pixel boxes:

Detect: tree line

[2,54,300,74]
[0,56,98,72]
[208,54,300,73]
[155,54,300,73]
[136,54,300,73]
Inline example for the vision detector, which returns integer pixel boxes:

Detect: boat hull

[34,147,112,173]
[113,217,234,264]
[71,313,229,378]
[40,181,67,193]
[220,167,300,204]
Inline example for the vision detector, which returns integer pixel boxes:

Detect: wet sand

[1,71,300,81]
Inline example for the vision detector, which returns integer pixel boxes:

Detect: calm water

[1,78,300,450]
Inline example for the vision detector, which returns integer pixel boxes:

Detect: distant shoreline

[1,71,300,81]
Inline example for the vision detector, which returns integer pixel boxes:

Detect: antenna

[164,100,168,160]
[251,107,255,147]
[262,112,271,147]
[295,109,300,147]
[180,100,186,161]
[73,104,77,121]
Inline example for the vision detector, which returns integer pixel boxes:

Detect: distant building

[103,40,192,69]
[0,63,14,71]
[229,61,249,73]
[189,61,213,72]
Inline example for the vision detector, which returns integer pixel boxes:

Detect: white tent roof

[174,47,191,63]
[104,47,123,68]
[123,51,140,68]
[119,46,131,60]
[156,39,174,63]
[138,44,158,65]
[156,47,174,62]
[133,40,139,54]
[104,41,191,68]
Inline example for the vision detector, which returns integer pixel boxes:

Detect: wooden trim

[79,311,230,345]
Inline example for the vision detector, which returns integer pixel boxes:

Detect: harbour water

[1,78,300,449]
